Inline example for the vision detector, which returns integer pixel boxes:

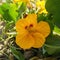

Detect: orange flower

[16,14,50,49]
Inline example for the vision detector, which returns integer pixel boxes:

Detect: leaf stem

[44,44,60,48]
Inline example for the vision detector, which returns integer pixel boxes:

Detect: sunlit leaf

[0,3,13,21]
[9,3,18,21]
[0,3,18,22]
[54,26,60,35]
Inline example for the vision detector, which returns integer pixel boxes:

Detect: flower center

[29,24,33,28]
[25,24,37,35]
[25,24,33,31]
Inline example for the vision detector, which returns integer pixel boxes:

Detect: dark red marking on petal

[29,24,33,27]
[25,26,28,29]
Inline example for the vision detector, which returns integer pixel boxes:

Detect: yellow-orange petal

[37,21,50,38]
[25,14,37,28]
[36,0,45,9]
[32,32,45,48]
[39,9,48,14]
[16,19,28,35]
[16,34,35,49]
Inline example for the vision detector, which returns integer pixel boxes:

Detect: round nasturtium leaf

[45,0,60,28]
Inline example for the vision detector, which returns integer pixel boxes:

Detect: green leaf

[54,26,60,35]
[0,6,4,14]
[10,46,25,60]
[0,3,18,22]
[45,0,60,28]
[19,3,26,14]
[0,3,13,21]
[37,13,47,22]
[45,47,57,55]
[44,35,60,55]
[17,3,26,19]
[9,3,18,21]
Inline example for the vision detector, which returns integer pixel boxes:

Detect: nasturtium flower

[36,0,48,14]
[16,14,50,49]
